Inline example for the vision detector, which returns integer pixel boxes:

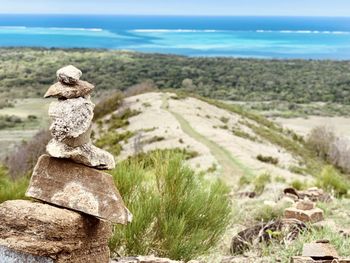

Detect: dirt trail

[161,94,253,185]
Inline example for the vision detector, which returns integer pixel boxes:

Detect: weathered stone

[44,81,94,99]
[56,65,82,85]
[61,124,92,147]
[302,242,339,258]
[0,245,53,263]
[46,139,115,169]
[296,200,315,210]
[0,200,111,263]
[26,155,131,224]
[284,207,324,223]
[112,255,184,263]
[48,97,94,141]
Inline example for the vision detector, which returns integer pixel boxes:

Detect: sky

[0,0,350,16]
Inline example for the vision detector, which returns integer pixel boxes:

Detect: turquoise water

[0,15,350,59]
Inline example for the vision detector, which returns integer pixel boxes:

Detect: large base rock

[26,155,131,224]
[0,200,111,263]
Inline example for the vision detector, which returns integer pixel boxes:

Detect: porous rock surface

[44,80,94,99]
[0,200,111,263]
[46,139,115,169]
[56,65,82,84]
[48,97,94,141]
[26,154,130,224]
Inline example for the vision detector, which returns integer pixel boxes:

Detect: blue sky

[0,0,349,16]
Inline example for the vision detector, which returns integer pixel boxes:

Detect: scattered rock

[302,241,339,258]
[56,65,82,85]
[48,97,94,141]
[46,139,116,169]
[296,200,315,210]
[112,255,183,263]
[0,200,112,263]
[284,207,324,223]
[26,155,131,224]
[283,187,332,203]
[237,191,256,198]
[230,218,306,254]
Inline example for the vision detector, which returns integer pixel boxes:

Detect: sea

[1,15,350,59]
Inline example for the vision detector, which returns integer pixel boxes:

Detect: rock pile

[0,65,130,262]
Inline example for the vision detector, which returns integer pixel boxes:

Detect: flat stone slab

[44,81,94,99]
[284,207,324,223]
[302,242,339,258]
[26,155,131,224]
[0,200,111,263]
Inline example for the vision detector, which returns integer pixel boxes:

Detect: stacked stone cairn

[0,65,131,263]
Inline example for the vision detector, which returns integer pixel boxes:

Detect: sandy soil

[103,92,309,186]
[275,116,350,139]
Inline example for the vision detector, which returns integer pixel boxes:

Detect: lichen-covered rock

[44,80,94,99]
[61,124,92,147]
[0,200,112,263]
[26,155,131,224]
[46,139,115,169]
[56,65,82,85]
[48,97,94,142]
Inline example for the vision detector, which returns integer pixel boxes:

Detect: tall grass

[0,166,29,203]
[109,150,231,261]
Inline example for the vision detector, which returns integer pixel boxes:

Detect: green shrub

[316,165,349,197]
[0,166,29,203]
[109,150,231,261]
[256,154,279,165]
[291,179,305,190]
[93,91,124,121]
[253,173,271,194]
[95,130,135,156]
[219,116,229,124]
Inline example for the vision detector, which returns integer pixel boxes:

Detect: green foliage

[291,179,305,190]
[253,173,271,194]
[144,136,165,144]
[107,109,141,131]
[93,91,124,121]
[256,154,279,165]
[0,166,29,203]
[3,48,350,105]
[232,128,258,142]
[252,203,285,222]
[316,165,349,197]
[219,116,229,124]
[95,130,135,156]
[0,115,22,130]
[109,150,231,261]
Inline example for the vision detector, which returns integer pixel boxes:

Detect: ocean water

[0,15,350,59]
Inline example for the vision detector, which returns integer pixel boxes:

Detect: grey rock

[61,124,92,147]
[56,65,82,85]
[46,138,116,170]
[48,97,94,142]
[0,245,53,263]
[26,155,131,224]
[44,80,94,99]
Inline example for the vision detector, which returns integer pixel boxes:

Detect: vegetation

[0,166,29,203]
[95,130,135,156]
[256,154,279,165]
[2,48,350,107]
[109,150,231,261]
[316,165,349,197]
[93,91,124,120]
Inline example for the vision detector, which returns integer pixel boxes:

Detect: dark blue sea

[1,15,350,59]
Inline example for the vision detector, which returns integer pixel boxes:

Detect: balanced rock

[0,200,112,263]
[26,155,130,224]
[48,97,94,142]
[57,65,82,85]
[44,80,94,99]
[47,139,115,169]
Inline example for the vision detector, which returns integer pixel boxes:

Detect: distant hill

[1,48,350,104]
[93,91,325,187]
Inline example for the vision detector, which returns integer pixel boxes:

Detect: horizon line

[1,13,350,18]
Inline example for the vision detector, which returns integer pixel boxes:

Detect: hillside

[94,92,323,188]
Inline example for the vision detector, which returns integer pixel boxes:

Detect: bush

[109,150,231,261]
[307,126,335,159]
[93,91,124,121]
[4,129,51,179]
[256,154,279,165]
[316,165,349,197]
[253,173,271,194]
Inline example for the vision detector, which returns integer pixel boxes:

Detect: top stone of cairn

[44,65,94,99]
[57,65,82,85]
